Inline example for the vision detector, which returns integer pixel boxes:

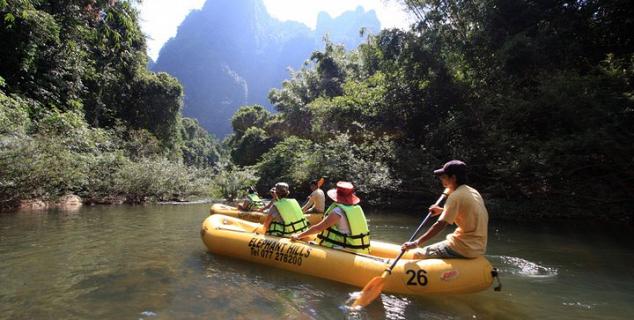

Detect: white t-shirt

[438,185,488,258]
[265,206,283,223]
[304,189,325,213]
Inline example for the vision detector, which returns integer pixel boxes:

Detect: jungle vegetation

[0,0,223,208]
[1,0,632,222]
[228,0,633,220]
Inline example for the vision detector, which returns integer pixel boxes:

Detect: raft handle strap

[272,219,308,230]
[491,268,502,291]
[322,226,370,239]
[316,235,370,250]
[316,228,371,249]
[268,219,308,236]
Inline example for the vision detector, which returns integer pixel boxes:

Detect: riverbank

[1,195,220,213]
[6,193,630,229]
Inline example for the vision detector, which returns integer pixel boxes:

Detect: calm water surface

[1,203,632,319]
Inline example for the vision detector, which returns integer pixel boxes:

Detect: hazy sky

[138,0,413,61]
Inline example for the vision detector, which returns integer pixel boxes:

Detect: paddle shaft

[385,189,449,273]
[350,189,451,308]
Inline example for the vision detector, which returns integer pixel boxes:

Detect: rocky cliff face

[152,0,380,136]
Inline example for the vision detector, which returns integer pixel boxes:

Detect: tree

[181,117,222,168]
[230,104,271,138]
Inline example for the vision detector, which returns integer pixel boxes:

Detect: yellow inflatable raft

[201,214,494,296]
[210,203,324,226]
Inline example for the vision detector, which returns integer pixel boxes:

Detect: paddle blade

[351,275,386,308]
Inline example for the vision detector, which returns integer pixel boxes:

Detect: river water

[0,203,632,319]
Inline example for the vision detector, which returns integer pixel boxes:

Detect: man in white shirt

[402,160,489,259]
[302,179,325,214]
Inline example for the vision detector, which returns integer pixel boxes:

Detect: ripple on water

[562,301,594,310]
[340,298,367,320]
[492,255,558,278]
[140,310,157,317]
[342,292,408,319]
[381,294,410,320]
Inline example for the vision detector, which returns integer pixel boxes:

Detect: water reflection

[492,255,558,278]
[1,204,633,319]
[380,294,410,320]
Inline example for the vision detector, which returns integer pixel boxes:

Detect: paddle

[350,188,450,308]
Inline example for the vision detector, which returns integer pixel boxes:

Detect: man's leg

[411,241,465,259]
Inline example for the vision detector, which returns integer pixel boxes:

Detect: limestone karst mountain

[152,0,380,136]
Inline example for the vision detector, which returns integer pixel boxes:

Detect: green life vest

[268,198,309,237]
[245,193,264,210]
[317,203,371,254]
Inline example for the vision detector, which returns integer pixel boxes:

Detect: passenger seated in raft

[291,181,371,254]
[401,160,489,259]
[301,179,325,214]
[260,182,309,237]
[237,186,264,211]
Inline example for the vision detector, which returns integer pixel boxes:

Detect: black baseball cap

[434,160,467,176]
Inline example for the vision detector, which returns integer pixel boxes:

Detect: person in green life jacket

[237,186,264,211]
[290,181,371,254]
[261,182,309,237]
[401,160,489,259]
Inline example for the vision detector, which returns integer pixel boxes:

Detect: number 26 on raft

[405,269,428,286]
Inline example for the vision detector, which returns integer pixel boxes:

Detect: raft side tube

[201,214,494,296]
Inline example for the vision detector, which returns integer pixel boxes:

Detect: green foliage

[117,127,163,160]
[0,121,214,205]
[2,0,632,219]
[211,164,259,201]
[230,126,273,166]
[0,91,30,135]
[231,105,271,138]
[303,134,400,203]
[481,66,634,202]
[227,105,275,166]
[81,150,130,201]
[268,67,319,138]
[308,72,388,140]
[255,136,312,191]
[123,71,184,152]
[223,0,633,219]
[253,135,399,203]
[0,126,96,203]
[0,5,62,104]
[113,157,212,203]
[180,117,222,168]
[0,1,222,208]
[310,41,347,97]
[0,0,184,154]
[397,0,634,214]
